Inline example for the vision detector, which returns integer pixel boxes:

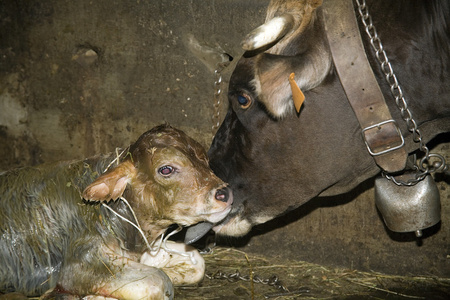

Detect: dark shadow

[214,176,376,248]
[427,131,450,149]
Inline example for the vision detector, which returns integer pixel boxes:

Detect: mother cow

[203,0,449,238]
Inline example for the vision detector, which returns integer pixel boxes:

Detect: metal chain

[206,270,289,293]
[211,62,230,135]
[355,0,447,185]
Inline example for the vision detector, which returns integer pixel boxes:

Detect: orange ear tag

[289,73,305,113]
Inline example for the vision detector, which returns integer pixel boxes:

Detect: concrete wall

[0,0,268,169]
[1,0,448,276]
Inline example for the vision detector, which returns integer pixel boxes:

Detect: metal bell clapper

[375,174,441,237]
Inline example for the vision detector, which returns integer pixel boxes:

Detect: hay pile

[3,246,448,299]
[175,247,450,300]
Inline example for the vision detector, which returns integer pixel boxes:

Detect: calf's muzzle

[215,187,231,203]
[184,187,233,245]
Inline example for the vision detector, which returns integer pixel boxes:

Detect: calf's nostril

[215,188,229,203]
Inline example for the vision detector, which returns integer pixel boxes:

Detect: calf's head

[83,124,233,239]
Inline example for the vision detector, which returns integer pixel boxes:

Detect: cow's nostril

[215,188,229,203]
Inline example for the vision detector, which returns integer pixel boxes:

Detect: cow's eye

[237,93,252,109]
[158,165,174,177]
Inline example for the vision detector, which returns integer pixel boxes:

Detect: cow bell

[374,174,441,237]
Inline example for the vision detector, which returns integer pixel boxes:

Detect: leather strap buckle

[362,120,405,156]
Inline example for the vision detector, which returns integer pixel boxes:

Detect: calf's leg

[93,261,173,300]
[140,241,205,285]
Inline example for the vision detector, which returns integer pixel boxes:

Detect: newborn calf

[0,124,232,299]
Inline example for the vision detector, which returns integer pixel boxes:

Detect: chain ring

[355,0,447,184]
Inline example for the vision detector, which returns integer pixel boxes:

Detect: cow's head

[208,0,379,237]
[83,124,233,240]
[239,0,331,118]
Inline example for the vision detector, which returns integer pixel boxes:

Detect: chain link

[355,0,447,184]
[206,270,289,293]
[211,62,230,135]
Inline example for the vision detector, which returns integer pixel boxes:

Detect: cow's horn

[241,14,294,51]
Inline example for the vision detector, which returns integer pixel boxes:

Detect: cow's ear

[83,160,136,203]
[255,49,331,118]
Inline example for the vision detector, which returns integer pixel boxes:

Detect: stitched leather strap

[322,0,407,173]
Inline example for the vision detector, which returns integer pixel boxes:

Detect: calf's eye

[158,165,174,177]
[237,93,252,109]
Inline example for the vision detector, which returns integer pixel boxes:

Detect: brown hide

[0,124,232,298]
[208,0,450,241]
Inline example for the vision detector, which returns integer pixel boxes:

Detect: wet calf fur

[0,124,232,299]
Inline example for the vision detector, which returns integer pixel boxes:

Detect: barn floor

[174,247,450,300]
[1,246,448,299]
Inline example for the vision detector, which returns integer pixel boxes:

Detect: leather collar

[322,0,407,173]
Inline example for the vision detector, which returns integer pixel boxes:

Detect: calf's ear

[83,160,136,202]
